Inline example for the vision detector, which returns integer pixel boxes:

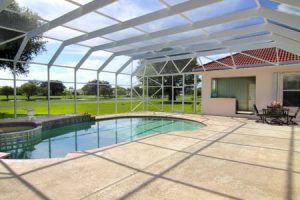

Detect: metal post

[162,76,164,111]
[97,72,100,115]
[115,119,118,144]
[142,76,145,111]
[13,62,17,118]
[75,131,78,151]
[47,66,50,115]
[146,77,149,111]
[74,69,77,113]
[182,74,185,112]
[48,138,52,158]
[130,75,133,112]
[194,74,197,113]
[275,47,280,64]
[115,73,117,113]
[171,75,174,111]
[97,122,100,148]
[130,118,133,140]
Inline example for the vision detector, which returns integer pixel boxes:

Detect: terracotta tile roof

[194,47,300,71]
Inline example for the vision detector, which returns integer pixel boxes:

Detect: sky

[0,0,299,88]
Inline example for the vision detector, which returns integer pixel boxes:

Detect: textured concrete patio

[0,112,299,200]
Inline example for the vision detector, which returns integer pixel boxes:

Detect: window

[211,77,256,111]
[283,74,300,107]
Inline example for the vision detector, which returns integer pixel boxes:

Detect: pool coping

[0,112,207,161]
[96,113,206,125]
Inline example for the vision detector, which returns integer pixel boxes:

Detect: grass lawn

[0,95,201,119]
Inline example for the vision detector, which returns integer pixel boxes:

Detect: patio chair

[253,104,264,123]
[288,107,300,125]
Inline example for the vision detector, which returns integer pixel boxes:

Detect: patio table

[263,107,289,125]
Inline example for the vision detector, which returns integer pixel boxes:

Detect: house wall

[199,64,300,121]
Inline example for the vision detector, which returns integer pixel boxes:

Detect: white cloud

[16,0,78,21]
[103,28,144,41]
[98,0,165,21]
[43,26,83,41]
[81,58,105,70]
[90,50,112,58]
[183,0,254,22]
[137,15,188,33]
[104,56,131,72]
[65,12,117,32]
[60,45,89,56]
[0,69,13,80]
[78,38,111,47]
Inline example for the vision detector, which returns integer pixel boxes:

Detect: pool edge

[0,112,207,161]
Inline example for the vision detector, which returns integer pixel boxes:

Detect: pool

[0,117,203,159]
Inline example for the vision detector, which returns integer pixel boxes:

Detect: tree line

[0,80,129,101]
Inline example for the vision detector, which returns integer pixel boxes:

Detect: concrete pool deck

[0,112,299,200]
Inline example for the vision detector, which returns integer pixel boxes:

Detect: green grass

[0,95,201,119]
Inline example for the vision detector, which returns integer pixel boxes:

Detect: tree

[0,86,14,100]
[81,80,113,97]
[63,88,73,99]
[116,86,127,96]
[0,1,46,75]
[82,80,97,95]
[100,81,113,98]
[39,81,66,96]
[20,81,38,100]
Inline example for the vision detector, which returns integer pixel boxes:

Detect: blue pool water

[1,117,203,159]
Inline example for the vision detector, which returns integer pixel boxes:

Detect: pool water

[1,117,203,159]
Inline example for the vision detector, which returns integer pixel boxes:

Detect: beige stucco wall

[198,64,300,121]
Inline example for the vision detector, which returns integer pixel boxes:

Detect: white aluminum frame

[0,0,299,118]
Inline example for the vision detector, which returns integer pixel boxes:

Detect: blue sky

[0,0,298,88]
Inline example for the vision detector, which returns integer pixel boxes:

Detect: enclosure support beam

[146,77,149,111]
[171,75,174,112]
[74,69,77,113]
[75,49,93,70]
[142,77,145,111]
[133,35,272,61]
[63,0,221,46]
[260,7,300,30]
[182,74,185,112]
[97,54,115,73]
[13,62,17,119]
[47,66,51,115]
[143,41,275,65]
[97,72,100,115]
[116,59,133,75]
[14,0,116,64]
[194,74,197,113]
[162,76,164,111]
[92,9,258,53]
[274,34,300,56]
[115,74,118,114]
[272,0,300,7]
[130,75,133,112]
